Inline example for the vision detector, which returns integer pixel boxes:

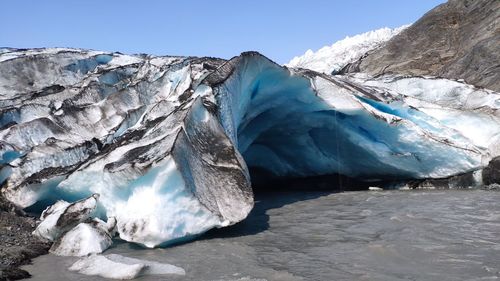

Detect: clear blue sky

[1,0,445,64]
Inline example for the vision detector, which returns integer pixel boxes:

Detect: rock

[482,156,500,185]
[0,195,50,281]
[0,267,31,281]
[405,170,482,189]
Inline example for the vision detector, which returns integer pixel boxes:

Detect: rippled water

[24,190,500,281]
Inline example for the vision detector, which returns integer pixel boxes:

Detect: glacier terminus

[1,47,500,254]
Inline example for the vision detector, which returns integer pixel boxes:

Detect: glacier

[1,48,500,248]
[286,26,409,74]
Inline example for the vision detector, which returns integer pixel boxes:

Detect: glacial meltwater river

[23,190,500,281]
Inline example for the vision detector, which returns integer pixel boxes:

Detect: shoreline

[4,186,499,280]
[0,196,50,281]
[21,189,500,281]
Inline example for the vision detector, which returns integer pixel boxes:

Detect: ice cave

[1,48,499,250]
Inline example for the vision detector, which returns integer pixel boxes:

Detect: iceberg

[105,254,186,276]
[68,254,185,279]
[1,48,499,248]
[33,194,99,241]
[50,217,116,256]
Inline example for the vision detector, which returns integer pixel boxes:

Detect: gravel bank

[0,196,50,281]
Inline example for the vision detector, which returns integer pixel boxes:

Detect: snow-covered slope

[1,48,499,249]
[287,26,409,74]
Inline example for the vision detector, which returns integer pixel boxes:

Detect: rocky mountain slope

[344,0,499,91]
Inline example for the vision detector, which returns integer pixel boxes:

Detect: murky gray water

[23,190,500,281]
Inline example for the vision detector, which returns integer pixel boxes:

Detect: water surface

[23,190,500,280]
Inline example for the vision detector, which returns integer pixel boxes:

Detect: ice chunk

[69,254,185,279]
[50,217,116,256]
[106,254,185,276]
[33,194,99,241]
[69,254,145,279]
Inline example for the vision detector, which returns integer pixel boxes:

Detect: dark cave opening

[214,56,409,192]
[248,167,372,192]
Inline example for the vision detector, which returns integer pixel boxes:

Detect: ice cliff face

[0,48,253,247]
[1,48,499,247]
[286,26,408,74]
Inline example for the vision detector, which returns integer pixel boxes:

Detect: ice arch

[211,53,482,182]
